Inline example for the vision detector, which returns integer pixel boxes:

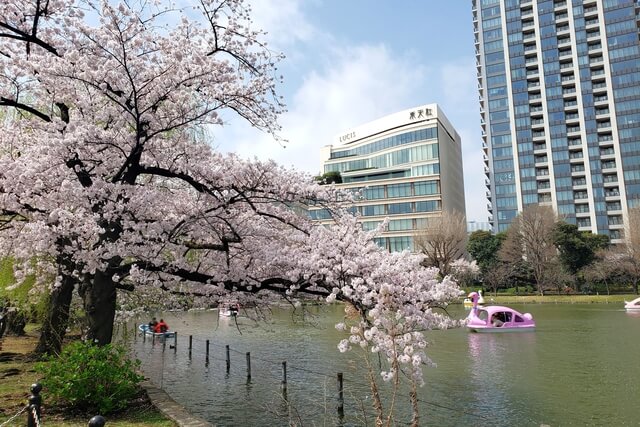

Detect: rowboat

[218,302,240,317]
[138,324,176,337]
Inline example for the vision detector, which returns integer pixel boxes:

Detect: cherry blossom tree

[1,2,463,422]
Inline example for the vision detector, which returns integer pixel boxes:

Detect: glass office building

[473,0,640,239]
[317,104,466,252]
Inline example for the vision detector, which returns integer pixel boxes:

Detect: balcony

[585,19,600,28]
[567,126,581,136]
[608,216,623,226]
[607,203,622,212]
[587,30,601,39]
[577,219,592,229]
[598,134,613,143]
[559,49,572,58]
[597,121,612,130]
[574,191,589,200]
[536,168,550,177]
[535,156,549,164]
[575,204,590,215]
[605,189,620,199]
[539,194,553,204]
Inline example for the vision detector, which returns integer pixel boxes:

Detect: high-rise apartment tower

[473,0,640,239]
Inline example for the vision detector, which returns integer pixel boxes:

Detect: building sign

[339,131,356,143]
[409,108,433,121]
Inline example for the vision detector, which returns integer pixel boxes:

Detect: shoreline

[460,293,636,305]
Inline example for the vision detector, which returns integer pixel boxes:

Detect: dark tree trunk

[4,309,27,336]
[34,277,75,355]
[79,270,116,345]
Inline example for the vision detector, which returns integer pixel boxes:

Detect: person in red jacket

[154,319,168,333]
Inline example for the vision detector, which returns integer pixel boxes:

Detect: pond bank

[467,293,635,304]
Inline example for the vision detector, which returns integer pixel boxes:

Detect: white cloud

[215,44,428,173]
[248,0,318,49]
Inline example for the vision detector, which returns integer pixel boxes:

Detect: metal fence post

[246,352,251,380]
[337,372,344,417]
[26,383,42,427]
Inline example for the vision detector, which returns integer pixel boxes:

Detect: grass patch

[0,332,176,427]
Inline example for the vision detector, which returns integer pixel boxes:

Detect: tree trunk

[79,270,116,345]
[34,278,75,355]
[4,309,26,336]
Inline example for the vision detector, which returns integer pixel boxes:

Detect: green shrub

[36,340,144,414]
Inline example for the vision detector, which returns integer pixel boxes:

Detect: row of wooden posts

[138,330,345,416]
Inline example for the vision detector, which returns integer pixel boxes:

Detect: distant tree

[467,230,506,274]
[449,259,480,289]
[498,205,557,295]
[414,210,467,277]
[314,171,342,184]
[618,206,640,294]
[581,249,626,295]
[552,222,609,275]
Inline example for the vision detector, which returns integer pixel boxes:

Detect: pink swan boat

[624,296,640,311]
[466,292,535,333]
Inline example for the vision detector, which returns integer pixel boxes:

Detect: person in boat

[154,318,169,333]
[491,312,505,327]
[148,317,158,330]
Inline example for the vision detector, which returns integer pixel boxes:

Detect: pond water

[128,303,640,426]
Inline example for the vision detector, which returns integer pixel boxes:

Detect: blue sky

[214,0,488,222]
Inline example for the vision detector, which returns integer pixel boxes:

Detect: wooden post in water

[337,372,344,418]
[281,361,288,392]
[188,335,193,358]
[173,332,177,353]
[246,352,251,380]
[226,345,230,373]
[205,339,210,363]
[152,333,156,345]
[162,335,166,352]
[143,329,146,342]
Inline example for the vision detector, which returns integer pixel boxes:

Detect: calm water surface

[129,303,640,426]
